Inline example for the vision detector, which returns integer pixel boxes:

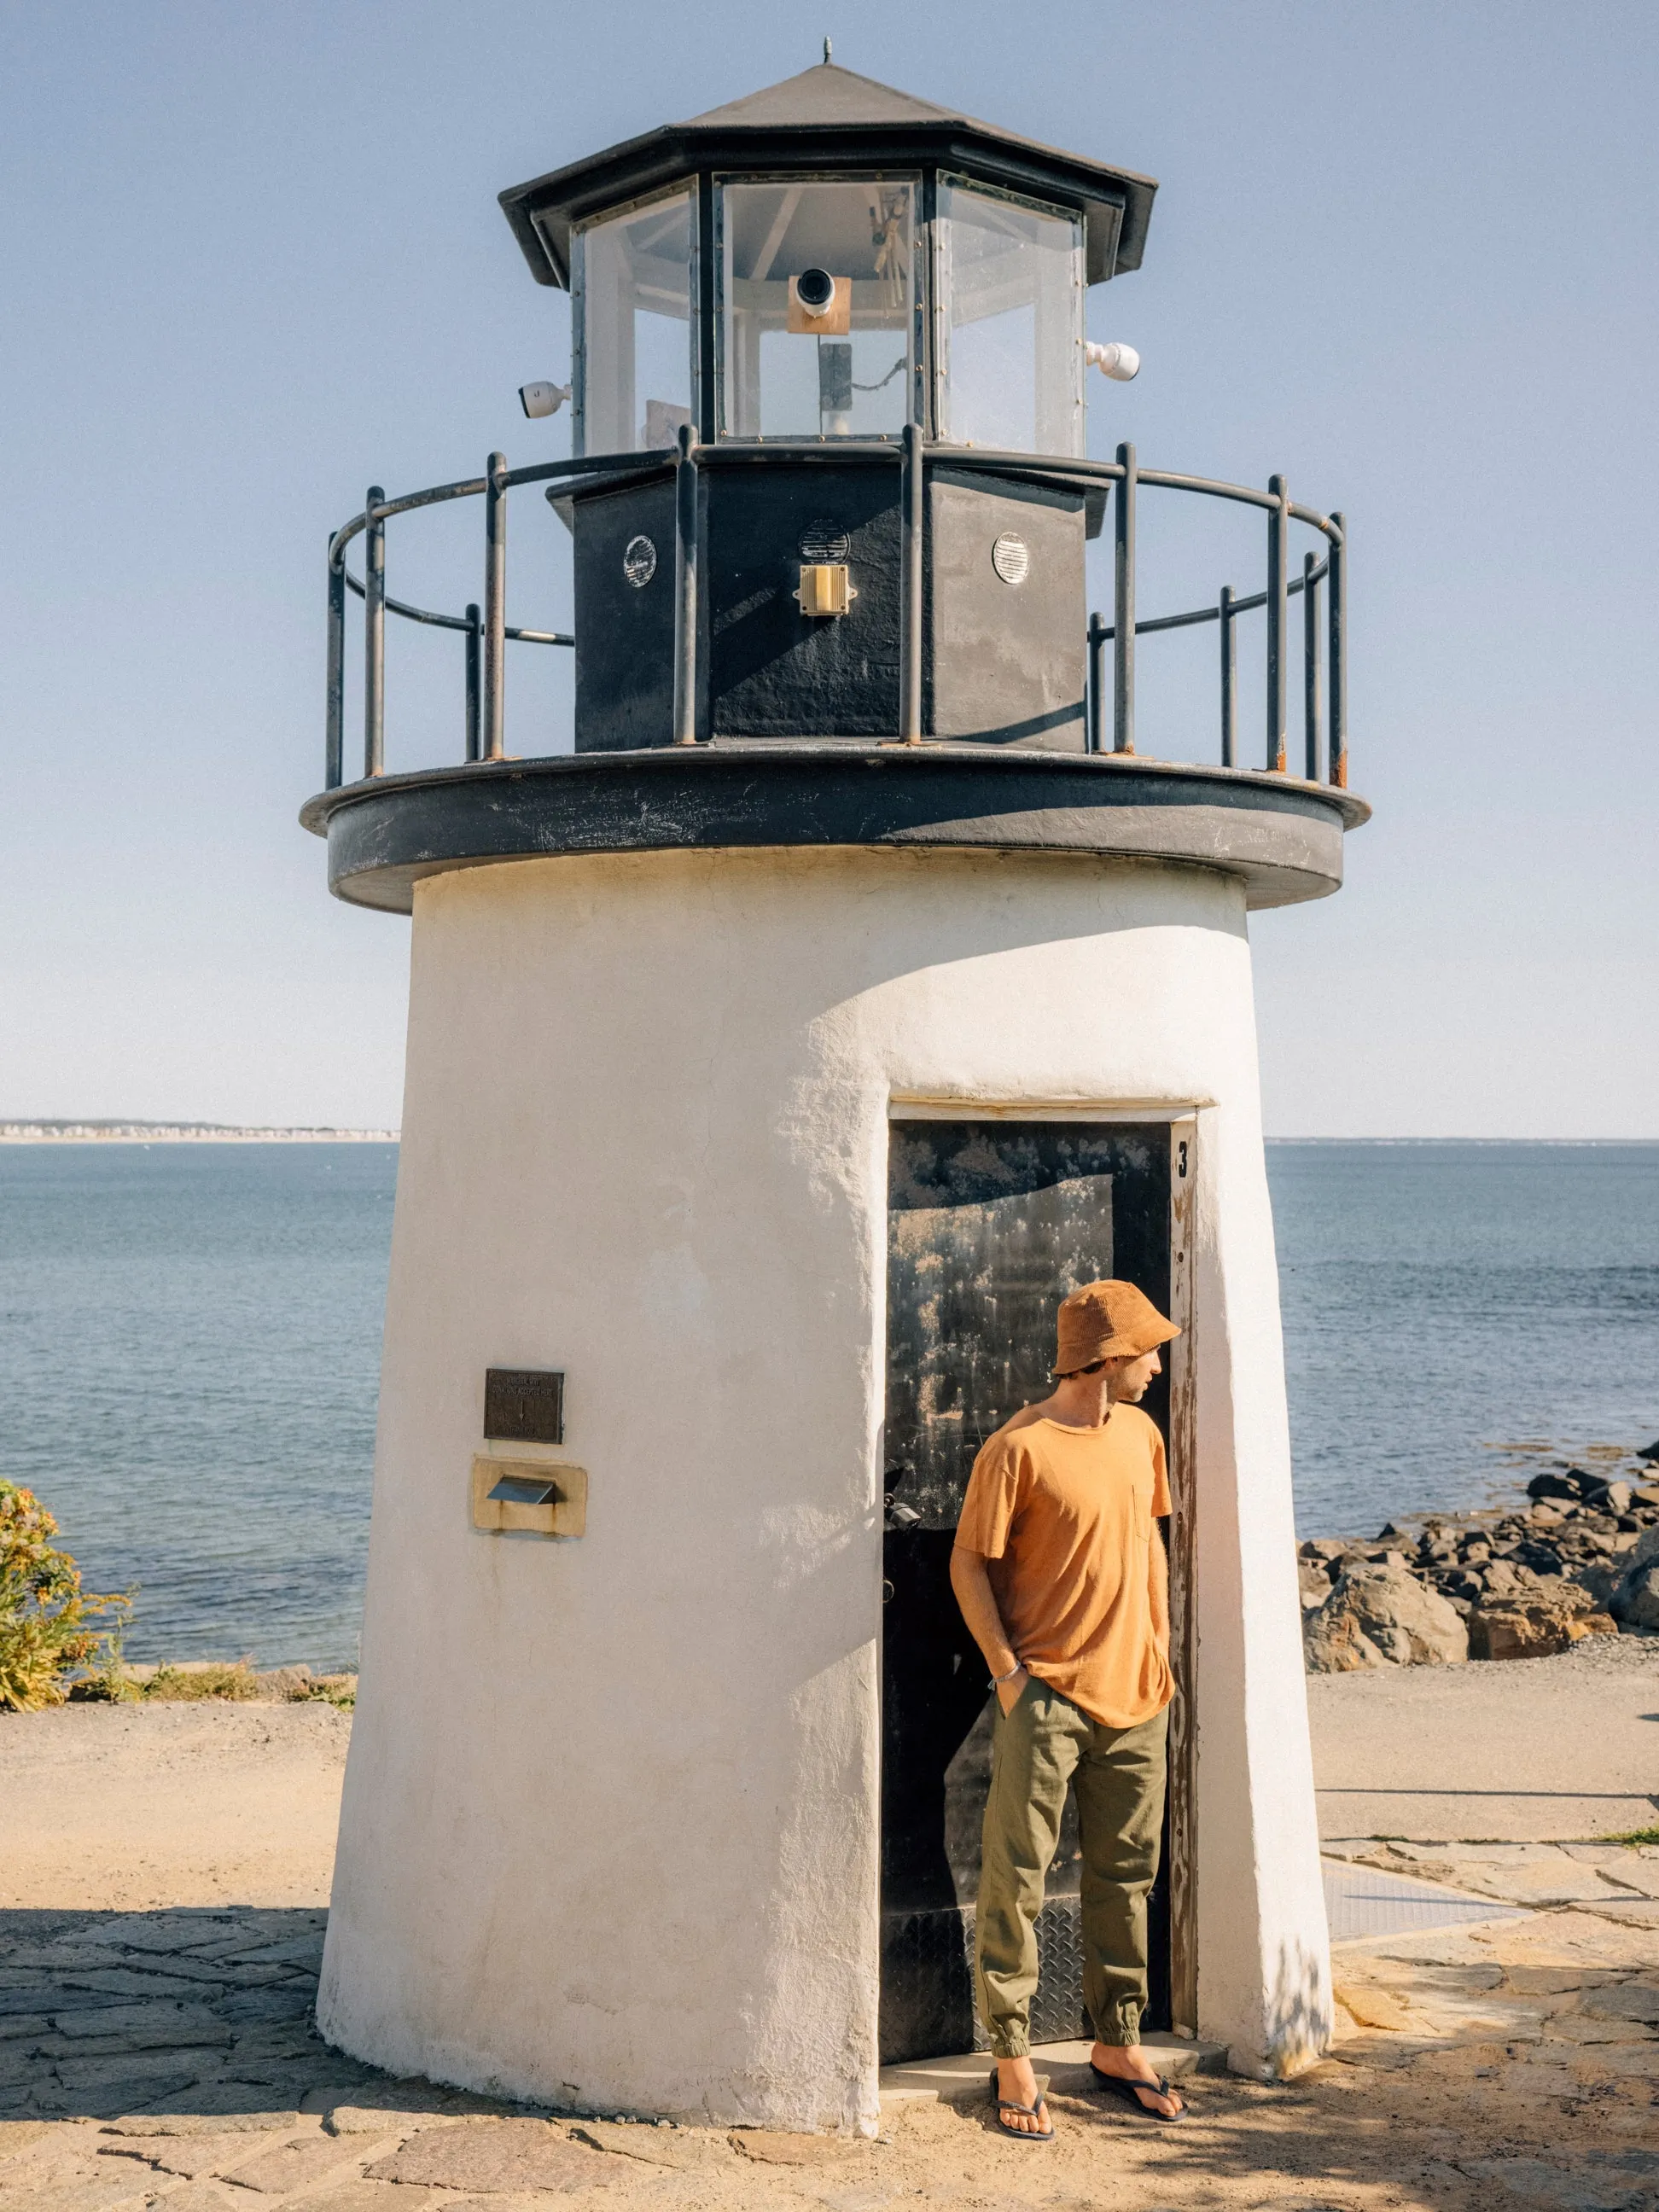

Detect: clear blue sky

[3,1,1655,1135]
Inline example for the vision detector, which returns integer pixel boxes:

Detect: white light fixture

[1085,341,1141,382]
[519,380,572,419]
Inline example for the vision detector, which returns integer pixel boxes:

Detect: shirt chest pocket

[1131,1478,1154,1542]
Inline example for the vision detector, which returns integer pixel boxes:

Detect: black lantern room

[498,61,1157,751]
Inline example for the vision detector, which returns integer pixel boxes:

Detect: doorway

[878,1116,1195,2065]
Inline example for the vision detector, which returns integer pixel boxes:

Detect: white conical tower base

[317,845,1330,2128]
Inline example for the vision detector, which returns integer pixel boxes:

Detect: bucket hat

[1054,1279,1179,1376]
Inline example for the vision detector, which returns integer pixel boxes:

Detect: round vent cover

[992,533,1030,586]
[622,534,658,588]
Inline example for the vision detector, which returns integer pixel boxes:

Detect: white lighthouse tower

[305,61,1366,2133]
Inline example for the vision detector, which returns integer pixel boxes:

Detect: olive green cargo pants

[974,1676,1169,2058]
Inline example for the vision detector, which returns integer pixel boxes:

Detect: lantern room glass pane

[574,191,693,454]
[719,178,915,439]
[935,180,1083,457]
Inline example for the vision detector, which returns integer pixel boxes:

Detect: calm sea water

[1,1141,1654,1667]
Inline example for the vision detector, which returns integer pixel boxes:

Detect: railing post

[364,486,385,778]
[1087,611,1108,754]
[482,454,507,761]
[326,546,345,790]
[1219,585,1236,770]
[1266,473,1288,771]
[1113,441,1136,754]
[464,602,482,763]
[900,422,924,742]
[672,423,701,745]
[1302,551,1323,780]
[1328,512,1348,788]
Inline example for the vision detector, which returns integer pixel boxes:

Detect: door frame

[882,1100,1201,2044]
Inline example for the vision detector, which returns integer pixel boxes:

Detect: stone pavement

[3,1866,1657,2212]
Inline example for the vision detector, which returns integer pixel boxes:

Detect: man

[949,1278,1185,2140]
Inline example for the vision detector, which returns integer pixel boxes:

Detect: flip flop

[1088,2060,1187,2122]
[987,2068,1054,2143]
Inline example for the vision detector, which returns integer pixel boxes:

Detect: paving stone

[137,2183,247,2212]
[320,2087,514,2131]
[46,2001,232,2051]
[218,2129,376,2194]
[573,2117,736,2169]
[0,2020,51,2047]
[0,1986,108,2017]
[1333,1981,1421,2032]
[143,2082,319,2116]
[49,2046,225,2093]
[1582,2043,1659,2077]
[214,1985,316,2026]
[130,1956,290,1989]
[74,1918,247,1956]
[55,1968,225,2002]
[0,2172,158,2212]
[96,2128,292,2180]
[212,1938,327,1970]
[1583,1984,1659,2024]
[0,2117,57,2163]
[292,2185,451,2211]
[366,2118,614,2193]
[729,2129,862,2166]
[100,2110,301,2134]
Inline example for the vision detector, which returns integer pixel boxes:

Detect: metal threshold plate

[1323,1858,1528,1944]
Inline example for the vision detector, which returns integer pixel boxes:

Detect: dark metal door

[879,1120,1174,2064]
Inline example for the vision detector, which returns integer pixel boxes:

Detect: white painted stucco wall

[317,842,1331,2128]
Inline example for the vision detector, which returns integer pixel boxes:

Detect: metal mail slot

[487,1472,561,1506]
[470,1455,587,1537]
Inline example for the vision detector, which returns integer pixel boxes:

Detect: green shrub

[0,1480,131,1711]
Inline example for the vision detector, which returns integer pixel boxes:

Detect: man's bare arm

[950,1546,1028,1712]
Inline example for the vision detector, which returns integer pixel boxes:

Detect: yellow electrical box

[470,1455,587,1537]
[795,563,856,617]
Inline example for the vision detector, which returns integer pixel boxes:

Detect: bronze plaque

[483,1368,565,1445]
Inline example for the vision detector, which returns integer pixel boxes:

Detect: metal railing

[324,435,1348,790]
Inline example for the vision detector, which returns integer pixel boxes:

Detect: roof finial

[823,35,832,62]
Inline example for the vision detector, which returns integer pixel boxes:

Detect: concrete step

[879,2032,1229,2108]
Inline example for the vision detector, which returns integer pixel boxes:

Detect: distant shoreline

[0,1122,399,1144]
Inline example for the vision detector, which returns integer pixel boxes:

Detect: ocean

[1,1140,1654,1668]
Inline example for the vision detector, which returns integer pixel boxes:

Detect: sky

[2,0,1655,1137]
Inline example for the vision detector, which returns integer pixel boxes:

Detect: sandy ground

[0,1703,350,1911]
[1307,1631,1659,1841]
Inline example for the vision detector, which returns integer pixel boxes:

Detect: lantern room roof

[498,61,1158,290]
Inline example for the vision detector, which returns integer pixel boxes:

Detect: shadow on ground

[0,1905,470,2123]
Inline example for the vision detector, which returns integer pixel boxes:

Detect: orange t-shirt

[954,1406,1173,1729]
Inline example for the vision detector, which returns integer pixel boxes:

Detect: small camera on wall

[787,266,852,335]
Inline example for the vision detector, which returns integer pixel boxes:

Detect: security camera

[1086,341,1140,382]
[792,267,837,318]
[519,380,571,420]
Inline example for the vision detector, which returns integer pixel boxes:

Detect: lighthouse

[304,60,1367,2133]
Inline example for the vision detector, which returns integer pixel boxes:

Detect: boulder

[1633,1482,1659,1509]
[1304,1566,1469,1673]
[1616,1565,1659,1631]
[1638,1440,1659,1463]
[1298,1561,1335,1611]
[1527,1468,1598,1503]
[1468,1577,1617,1661]
[1469,1604,1618,1662]
[1595,1480,1634,1517]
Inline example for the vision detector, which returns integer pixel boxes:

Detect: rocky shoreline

[1300,1440,1659,1672]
